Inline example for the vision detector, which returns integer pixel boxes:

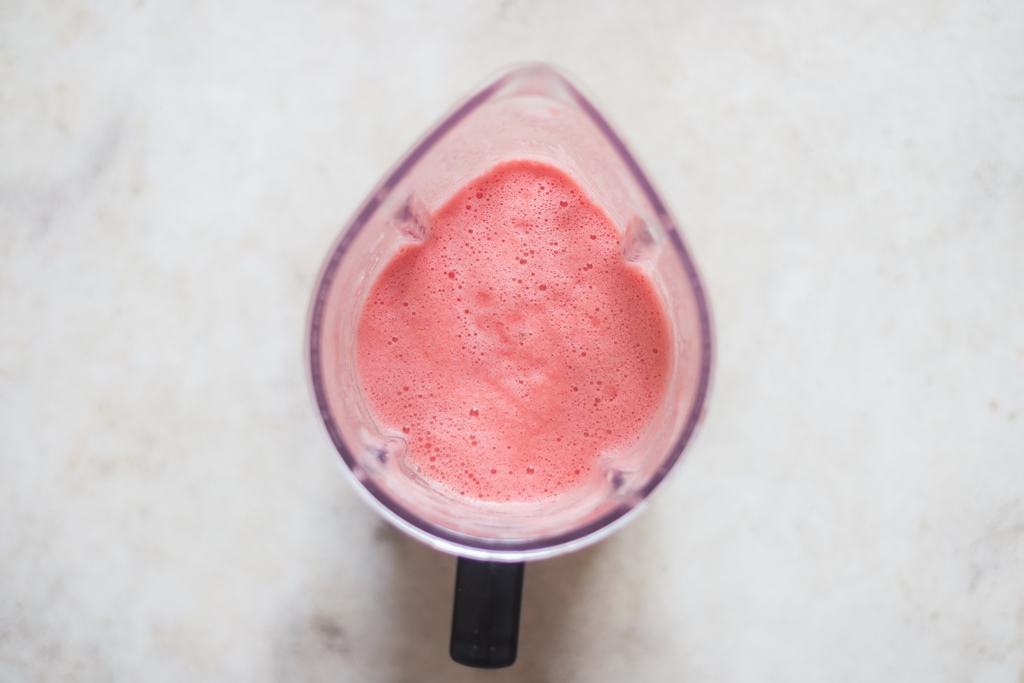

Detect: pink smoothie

[357,160,670,501]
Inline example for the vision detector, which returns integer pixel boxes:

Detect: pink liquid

[357,160,670,501]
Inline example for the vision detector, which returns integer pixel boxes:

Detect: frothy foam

[356,160,670,501]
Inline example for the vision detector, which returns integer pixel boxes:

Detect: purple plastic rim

[307,63,713,561]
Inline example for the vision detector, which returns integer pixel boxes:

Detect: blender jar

[307,63,712,667]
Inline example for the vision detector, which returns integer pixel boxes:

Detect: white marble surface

[2,1,1022,681]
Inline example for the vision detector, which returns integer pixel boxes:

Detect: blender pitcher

[307,63,712,668]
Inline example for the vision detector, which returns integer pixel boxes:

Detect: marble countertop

[2,2,1022,681]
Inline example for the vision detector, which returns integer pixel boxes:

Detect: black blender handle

[449,558,525,668]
